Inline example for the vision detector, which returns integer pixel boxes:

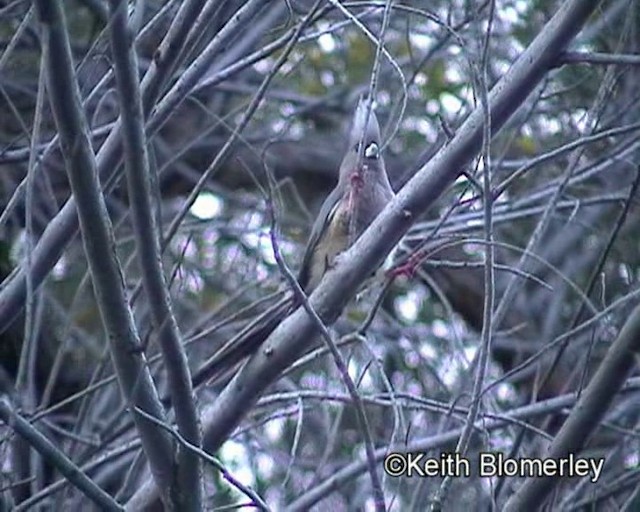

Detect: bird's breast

[305,170,390,290]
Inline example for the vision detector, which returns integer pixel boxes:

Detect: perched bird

[191,98,394,387]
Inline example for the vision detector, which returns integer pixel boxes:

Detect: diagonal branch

[127,0,603,508]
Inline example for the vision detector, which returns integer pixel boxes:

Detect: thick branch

[32,0,177,507]
[127,0,603,507]
[107,0,202,508]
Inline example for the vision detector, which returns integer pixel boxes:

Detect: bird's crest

[349,96,381,149]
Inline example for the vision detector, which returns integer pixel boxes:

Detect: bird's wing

[297,186,342,290]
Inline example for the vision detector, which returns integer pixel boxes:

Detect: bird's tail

[191,294,295,388]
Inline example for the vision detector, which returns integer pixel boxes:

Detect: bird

[191,98,394,388]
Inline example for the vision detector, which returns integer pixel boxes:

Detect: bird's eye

[364,142,379,159]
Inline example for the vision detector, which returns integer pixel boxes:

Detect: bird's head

[340,97,384,184]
